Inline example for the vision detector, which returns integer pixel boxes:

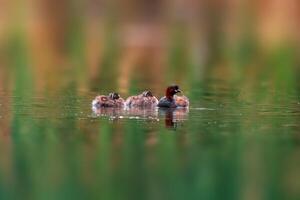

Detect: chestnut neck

[166,90,174,100]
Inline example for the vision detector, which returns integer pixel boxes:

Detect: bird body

[92,92,125,108]
[92,86,189,110]
[174,95,189,107]
[158,85,189,108]
[125,91,158,108]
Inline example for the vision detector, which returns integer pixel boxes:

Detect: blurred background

[1,0,300,93]
[1,0,300,200]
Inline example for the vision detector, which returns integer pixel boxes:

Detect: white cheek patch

[92,99,98,107]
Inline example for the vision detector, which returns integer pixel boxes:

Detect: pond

[1,0,300,198]
[1,78,300,200]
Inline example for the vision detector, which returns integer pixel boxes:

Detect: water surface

[0,83,300,200]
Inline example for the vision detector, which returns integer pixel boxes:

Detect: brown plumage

[125,91,158,108]
[92,92,125,108]
[158,85,189,108]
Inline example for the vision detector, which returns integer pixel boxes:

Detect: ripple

[190,107,215,111]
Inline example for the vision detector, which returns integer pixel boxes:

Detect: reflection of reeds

[1,1,300,197]
[0,67,13,187]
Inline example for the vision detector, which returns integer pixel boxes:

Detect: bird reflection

[124,107,158,120]
[92,107,125,120]
[158,108,189,129]
[92,106,158,121]
[92,106,188,128]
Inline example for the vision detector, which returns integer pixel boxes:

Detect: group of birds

[92,85,189,109]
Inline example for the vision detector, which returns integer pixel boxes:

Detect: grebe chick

[174,95,189,107]
[92,92,125,108]
[125,91,158,107]
[158,85,189,108]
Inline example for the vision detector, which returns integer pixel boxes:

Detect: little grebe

[158,85,189,108]
[125,91,158,107]
[92,92,125,108]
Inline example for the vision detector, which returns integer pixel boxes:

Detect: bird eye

[114,93,120,99]
[109,92,120,99]
[146,91,152,97]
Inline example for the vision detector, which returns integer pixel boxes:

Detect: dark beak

[175,89,181,93]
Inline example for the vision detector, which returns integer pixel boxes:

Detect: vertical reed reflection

[1,0,300,199]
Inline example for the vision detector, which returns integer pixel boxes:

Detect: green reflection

[1,3,300,199]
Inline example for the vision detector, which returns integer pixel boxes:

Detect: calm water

[1,82,300,200]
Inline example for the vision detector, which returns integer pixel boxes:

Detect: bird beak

[175,89,181,93]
